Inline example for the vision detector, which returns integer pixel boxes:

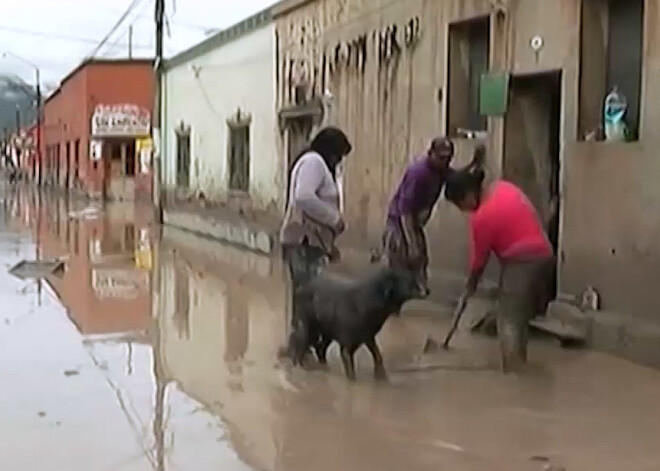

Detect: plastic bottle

[604,86,628,142]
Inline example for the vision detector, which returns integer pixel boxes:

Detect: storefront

[90,104,152,201]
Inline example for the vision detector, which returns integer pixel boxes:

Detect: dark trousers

[496,258,553,372]
[282,243,327,328]
[382,220,429,296]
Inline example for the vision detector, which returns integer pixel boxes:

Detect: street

[1,185,660,471]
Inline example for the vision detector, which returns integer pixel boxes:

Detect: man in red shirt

[444,168,554,372]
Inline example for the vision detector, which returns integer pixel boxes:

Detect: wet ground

[2,184,660,471]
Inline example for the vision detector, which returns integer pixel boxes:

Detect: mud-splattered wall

[275,0,500,280]
[276,0,660,329]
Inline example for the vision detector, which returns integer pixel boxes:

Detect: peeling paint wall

[162,23,281,213]
[276,0,501,277]
[277,0,660,324]
[561,0,660,322]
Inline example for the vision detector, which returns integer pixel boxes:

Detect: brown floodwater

[1,184,660,471]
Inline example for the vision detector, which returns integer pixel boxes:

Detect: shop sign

[91,104,151,137]
[92,268,149,300]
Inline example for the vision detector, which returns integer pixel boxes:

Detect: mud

[2,185,660,471]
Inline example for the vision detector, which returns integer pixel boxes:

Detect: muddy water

[2,187,660,471]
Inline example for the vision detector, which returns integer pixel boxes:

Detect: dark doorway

[65,142,70,189]
[176,131,191,189]
[54,143,60,186]
[503,71,561,310]
[73,140,80,188]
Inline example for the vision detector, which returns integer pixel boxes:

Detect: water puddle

[1,187,660,470]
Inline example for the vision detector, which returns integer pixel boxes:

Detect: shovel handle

[442,295,468,349]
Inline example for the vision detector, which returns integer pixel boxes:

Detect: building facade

[41,59,154,201]
[160,8,282,215]
[274,0,660,335]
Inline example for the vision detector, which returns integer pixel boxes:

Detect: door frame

[503,69,563,306]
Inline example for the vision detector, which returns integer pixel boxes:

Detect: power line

[100,0,154,57]
[86,0,146,59]
[0,24,150,47]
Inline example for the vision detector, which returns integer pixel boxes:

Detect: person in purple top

[382,138,484,297]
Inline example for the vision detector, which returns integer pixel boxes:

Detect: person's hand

[472,144,486,168]
[334,216,346,235]
[328,246,341,263]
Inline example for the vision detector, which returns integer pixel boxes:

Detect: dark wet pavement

[2,184,660,471]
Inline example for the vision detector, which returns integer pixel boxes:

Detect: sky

[0,0,278,88]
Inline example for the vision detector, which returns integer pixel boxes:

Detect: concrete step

[529,316,587,347]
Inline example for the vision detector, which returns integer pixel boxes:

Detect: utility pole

[15,105,20,133]
[152,0,165,224]
[35,68,42,185]
[128,25,133,59]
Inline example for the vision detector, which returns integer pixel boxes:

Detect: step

[529,316,587,346]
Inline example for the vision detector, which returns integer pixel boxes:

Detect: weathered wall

[42,69,88,189]
[560,1,660,322]
[276,0,660,325]
[162,23,280,213]
[275,0,578,276]
[276,0,495,276]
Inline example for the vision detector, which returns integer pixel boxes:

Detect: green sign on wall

[480,71,510,116]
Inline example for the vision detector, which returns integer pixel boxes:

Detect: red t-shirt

[469,180,553,274]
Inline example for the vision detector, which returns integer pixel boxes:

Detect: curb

[163,209,277,255]
[547,301,660,369]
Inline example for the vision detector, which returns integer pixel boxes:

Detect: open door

[503,71,561,311]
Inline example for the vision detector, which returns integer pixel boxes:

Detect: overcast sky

[0,0,278,87]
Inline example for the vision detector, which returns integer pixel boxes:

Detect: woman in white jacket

[280,127,352,323]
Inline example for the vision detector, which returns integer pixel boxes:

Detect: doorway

[65,142,71,190]
[176,130,191,189]
[105,139,136,200]
[503,71,561,310]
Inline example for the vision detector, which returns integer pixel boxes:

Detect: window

[228,120,250,193]
[578,0,643,141]
[447,16,490,136]
[73,140,80,184]
[175,124,190,188]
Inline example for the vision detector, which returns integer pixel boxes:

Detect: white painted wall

[162,23,280,212]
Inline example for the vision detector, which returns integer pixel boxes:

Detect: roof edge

[272,0,317,18]
[44,59,154,104]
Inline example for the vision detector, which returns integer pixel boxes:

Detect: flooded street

[2,186,660,471]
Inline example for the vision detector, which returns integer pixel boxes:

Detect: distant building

[9,123,39,179]
[41,59,154,201]
[160,7,282,215]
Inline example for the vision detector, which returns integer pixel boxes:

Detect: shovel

[422,293,469,354]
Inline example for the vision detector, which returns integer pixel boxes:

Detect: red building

[41,59,154,201]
